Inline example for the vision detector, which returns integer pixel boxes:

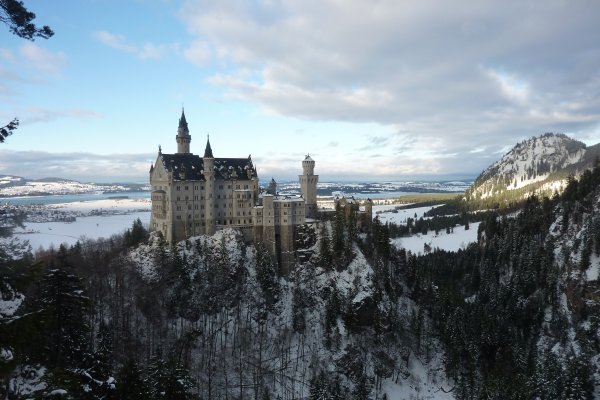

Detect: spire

[178,108,188,132]
[176,108,191,153]
[204,135,214,158]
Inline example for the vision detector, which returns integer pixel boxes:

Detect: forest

[2,167,600,399]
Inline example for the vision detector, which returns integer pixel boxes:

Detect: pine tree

[319,223,333,268]
[116,356,148,400]
[352,371,371,400]
[333,203,346,262]
[37,256,90,369]
[255,243,279,305]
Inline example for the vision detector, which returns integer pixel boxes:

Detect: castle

[149,110,319,272]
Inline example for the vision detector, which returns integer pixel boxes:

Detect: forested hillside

[464,133,600,210]
[1,208,450,399]
[3,166,600,399]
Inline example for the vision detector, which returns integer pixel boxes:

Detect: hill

[0,175,148,197]
[465,133,600,206]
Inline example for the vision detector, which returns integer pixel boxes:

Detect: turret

[203,137,216,235]
[267,178,277,195]
[302,155,315,175]
[176,108,191,153]
[299,155,319,218]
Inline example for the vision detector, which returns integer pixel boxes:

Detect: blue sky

[1,0,600,182]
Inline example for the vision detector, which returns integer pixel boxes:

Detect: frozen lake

[12,198,151,251]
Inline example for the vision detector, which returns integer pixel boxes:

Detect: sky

[1,0,600,183]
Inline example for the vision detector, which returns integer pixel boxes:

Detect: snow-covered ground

[49,198,150,212]
[12,198,150,251]
[0,180,138,197]
[392,222,480,255]
[375,204,441,224]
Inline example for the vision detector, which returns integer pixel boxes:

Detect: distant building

[149,110,318,273]
[333,194,373,231]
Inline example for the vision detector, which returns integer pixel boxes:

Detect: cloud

[92,31,180,60]
[183,40,211,66]
[19,107,103,125]
[179,0,600,176]
[19,43,67,75]
[0,150,155,182]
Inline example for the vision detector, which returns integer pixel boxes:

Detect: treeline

[383,212,496,238]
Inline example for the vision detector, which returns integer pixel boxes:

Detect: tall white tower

[176,108,191,154]
[299,155,318,218]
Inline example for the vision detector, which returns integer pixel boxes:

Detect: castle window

[201,205,205,210]
[217,195,221,199]
[201,186,204,190]
[195,195,198,200]
[185,186,188,190]
[188,205,192,210]
[195,186,198,190]
[177,196,180,201]
[219,185,223,189]
[244,184,248,189]
[185,196,189,200]
[236,185,240,189]
[228,185,231,189]
[176,206,181,211]
[176,215,181,220]
[194,205,198,210]
[176,186,180,191]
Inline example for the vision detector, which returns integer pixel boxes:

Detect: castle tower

[267,178,277,195]
[203,137,216,235]
[365,198,373,227]
[299,155,318,218]
[176,108,191,154]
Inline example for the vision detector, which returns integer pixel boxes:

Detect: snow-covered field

[374,204,442,224]
[49,198,149,212]
[13,198,150,251]
[392,222,480,255]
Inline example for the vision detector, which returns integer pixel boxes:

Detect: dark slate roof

[204,138,214,158]
[159,153,257,181]
[179,109,188,130]
[160,154,204,181]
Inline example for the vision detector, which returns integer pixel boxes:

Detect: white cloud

[19,107,103,125]
[178,0,600,175]
[0,150,154,182]
[183,40,211,66]
[92,31,179,60]
[484,68,530,104]
[19,43,67,76]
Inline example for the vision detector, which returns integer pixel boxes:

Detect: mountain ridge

[465,133,600,204]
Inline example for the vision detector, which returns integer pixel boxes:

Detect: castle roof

[204,137,214,158]
[159,153,256,181]
[178,109,189,133]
